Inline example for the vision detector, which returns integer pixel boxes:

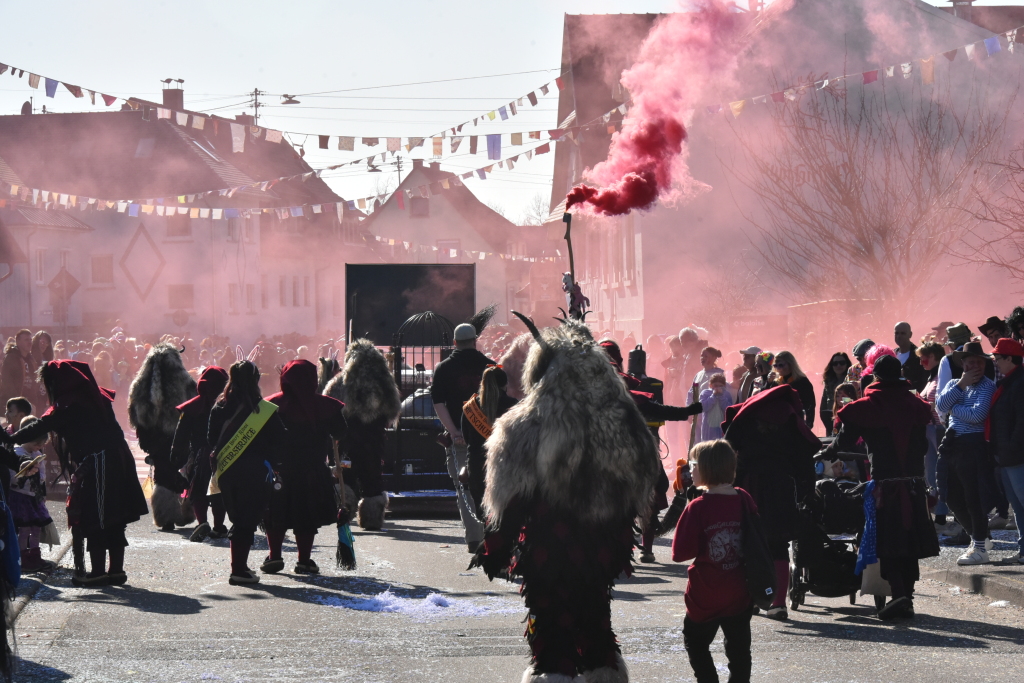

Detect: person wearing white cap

[735,346,761,403]
[430,322,495,551]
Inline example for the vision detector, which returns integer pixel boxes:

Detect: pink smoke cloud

[567,1,744,216]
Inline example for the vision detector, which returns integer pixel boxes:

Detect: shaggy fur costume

[129,344,197,437]
[151,484,196,528]
[476,318,658,682]
[327,339,400,525]
[498,333,534,400]
[356,493,388,530]
[128,344,197,527]
[326,339,401,423]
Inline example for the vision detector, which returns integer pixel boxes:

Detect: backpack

[740,495,776,610]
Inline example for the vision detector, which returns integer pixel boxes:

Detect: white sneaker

[957,543,989,566]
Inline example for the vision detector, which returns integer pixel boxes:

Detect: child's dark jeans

[683,607,752,683]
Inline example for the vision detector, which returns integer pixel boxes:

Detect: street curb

[922,566,1024,608]
[9,536,73,624]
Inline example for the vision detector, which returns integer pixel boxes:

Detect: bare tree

[519,193,551,226]
[959,146,1024,284]
[682,261,764,340]
[724,76,1011,317]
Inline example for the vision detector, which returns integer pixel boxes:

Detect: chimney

[234,113,255,126]
[412,158,424,170]
[162,88,184,111]
[429,162,441,171]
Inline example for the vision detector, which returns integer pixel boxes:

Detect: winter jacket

[990,366,1024,468]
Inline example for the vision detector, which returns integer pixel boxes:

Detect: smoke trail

[567,1,743,216]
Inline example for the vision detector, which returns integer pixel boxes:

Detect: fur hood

[484,319,660,526]
[324,339,401,425]
[128,343,197,436]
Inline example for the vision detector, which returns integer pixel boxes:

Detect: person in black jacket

[208,360,287,586]
[7,360,148,587]
[461,366,518,519]
[894,322,927,393]
[723,384,819,621]
[990,338,1024,563]
[170,366,229,542]
[261,360,345,575]
[771,350,816,430]
[819,355,938,620]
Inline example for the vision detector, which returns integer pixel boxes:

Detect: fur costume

[475,316,658,682]
[326,339,400,529]
[128,344,197,529]
[498,333,534,400]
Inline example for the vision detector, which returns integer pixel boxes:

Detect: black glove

[688,401,703,415]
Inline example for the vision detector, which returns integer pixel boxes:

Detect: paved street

[9,506,1024,683]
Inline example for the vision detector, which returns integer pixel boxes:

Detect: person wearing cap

[935,323,974,408]
[989,338,1024,562]
[937,341,997,565]
[735,346,761,403]
[430,322,495,551]
[820,354,938,619]
[846,339,875,385]
[980,317,1011,382]
[894,322,927,392]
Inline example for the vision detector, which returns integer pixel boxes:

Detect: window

[227,218,240,242]
[168,284,194,310]
[59,250,69,270]
[332,285,342,317]
[246,284,256,313]
[292,276,300,307]
[279,276,287,306]
[134,138,156,158]
[244,219,255,243]
[91,255,114,285]
[410,196,430,217]
[303,276,311,307]
[228,283,239,313]
[436,240,460,264]
[166,213,191,237]
[34,249,45,285]
[261,275,269,309]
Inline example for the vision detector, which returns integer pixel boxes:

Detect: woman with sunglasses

[771,351,816,430]
[820,353,852,429]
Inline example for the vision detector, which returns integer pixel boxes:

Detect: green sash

[213,400,278,483]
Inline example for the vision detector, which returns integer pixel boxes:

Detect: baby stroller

[788,479,868,611]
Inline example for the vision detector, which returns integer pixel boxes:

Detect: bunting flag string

[0,57,570,161]
[703,24,1024,119]
[2,101,629,210]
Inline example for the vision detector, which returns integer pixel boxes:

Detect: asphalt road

[11,512,1024,683]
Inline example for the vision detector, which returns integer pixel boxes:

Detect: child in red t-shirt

[672,439,753,683]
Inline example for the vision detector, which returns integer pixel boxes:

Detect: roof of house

[0,107,341,208]
[362,162,522,253]
[938,5,1024,34]
[0,207,93,231]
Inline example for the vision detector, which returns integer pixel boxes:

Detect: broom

[333,441,356,570]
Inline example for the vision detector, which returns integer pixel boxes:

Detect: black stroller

[789,478,873,610]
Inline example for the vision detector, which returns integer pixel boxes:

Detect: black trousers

[683,608,752,683]
[943,433,990,542]
[879,556,919,601]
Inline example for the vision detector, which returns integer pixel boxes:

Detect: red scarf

[987,366,1018,440]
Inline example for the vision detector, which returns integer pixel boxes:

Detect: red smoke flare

[566,2,741,217]
[566,117,686,216]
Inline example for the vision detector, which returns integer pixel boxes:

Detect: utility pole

[250,88,263,124]
[395,156,404,186]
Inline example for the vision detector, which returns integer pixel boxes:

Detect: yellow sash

[462,395,493,440]
[211,400,278,492]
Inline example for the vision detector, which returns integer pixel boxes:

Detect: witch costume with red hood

[723,383,819,618]
[6,360,148,587]
[170,366,229,542]
[261,360,345,575]
[819,354,938,619]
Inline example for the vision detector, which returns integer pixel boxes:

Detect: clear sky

[0,0,1017,221]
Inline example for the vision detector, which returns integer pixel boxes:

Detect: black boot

[72,536,86,578]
